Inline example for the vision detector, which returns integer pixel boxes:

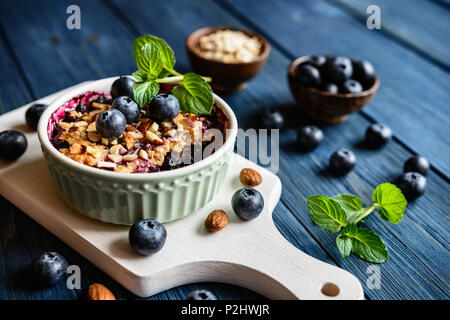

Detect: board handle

[234,220,365,300]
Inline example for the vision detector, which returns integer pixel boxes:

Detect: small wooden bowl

[186,26,270,93]
[288,56,379,123]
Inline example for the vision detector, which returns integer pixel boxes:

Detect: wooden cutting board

[0,84,363,299]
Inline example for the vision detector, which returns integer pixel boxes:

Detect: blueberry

[295,63,321,87]
[323,83,339,94]
[112,96,140,124]
[95,95,112,104]
[0,130,28,161]
[353,60,375,87]
[95,109,126,139]
[329,149,356,176]
[25,103,47,131]
[75,102,88,114]
[148,94,180,122]
[395,172,426,200]
[297,125,323,152]
[404,155,429,176]
[186,289,217,300]
[232,188,264,221]
[260,109,285,129]
[30,252,68,287]
[341,79,363,94]
[110,76,135,99]
[309,55,327,68]
[323,56,353,83]
[129,218,167,256]
[365,123,392,148]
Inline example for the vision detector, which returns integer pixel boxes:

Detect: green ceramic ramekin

[37,77,238,225]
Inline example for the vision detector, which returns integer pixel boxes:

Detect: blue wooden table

[0,0,449,300]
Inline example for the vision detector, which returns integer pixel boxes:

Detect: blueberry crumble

[48,90,229,173]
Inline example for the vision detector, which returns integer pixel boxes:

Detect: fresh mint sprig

[131,34,213,114]
[307,183,407,263]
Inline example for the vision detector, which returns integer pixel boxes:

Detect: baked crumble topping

[48,91,228,173]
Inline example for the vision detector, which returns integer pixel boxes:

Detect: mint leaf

[372,183,407,224]
[343,225,389,263]
[133,36,163,77]
[332,194,363,224]
[336,233,352,258]
[133,35,175,78]
[172,73,214,114]
[307,195,347,233]
[148,35,175,75]
[341,222,358,236]
[132,70,149,82]
[133,80,159,107]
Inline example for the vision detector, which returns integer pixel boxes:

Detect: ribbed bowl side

[42,149,232,225]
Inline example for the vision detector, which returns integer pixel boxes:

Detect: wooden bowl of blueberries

[288,55,379,123]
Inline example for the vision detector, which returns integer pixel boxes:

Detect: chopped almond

[123,154,138,161]
[70,143,82,154]
[87,132,101,143]
[139,149,149,160]
[123,132,135,150]
[108,154,123,163]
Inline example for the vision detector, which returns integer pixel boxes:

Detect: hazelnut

[205,210,228,232]
[239,168,262,187]
[87,283,116,300]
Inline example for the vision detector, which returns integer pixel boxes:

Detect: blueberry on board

[110,76,135,99]
[297,125,323,152]
[365,123,392,148]
[95,109,127,139]
[186,289,217,300]
[404,155,429,176]
[30,252,68,287]
[323,83,339,94]
[395,172,426,201]
[25,103,48,131]
[295,63,321,87]
[329,149,356,176]
[353,60,375,87]
[232,188,264,221]
[0,130,28,161]
[129,218,167,256]
[341,79,363,94]
[148,94,180,122]
[309,55,327,68]
[112,96,140,124]
[260,109,285,129]
[323,56,353,83]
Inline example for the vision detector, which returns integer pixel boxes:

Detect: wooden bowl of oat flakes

[186,26,270,92]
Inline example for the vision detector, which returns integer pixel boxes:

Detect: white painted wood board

[0,84,364,299]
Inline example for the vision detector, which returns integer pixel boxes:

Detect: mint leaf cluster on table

[132,35,213,115]
[307,183,407,263]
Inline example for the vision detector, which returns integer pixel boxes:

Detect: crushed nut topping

[48,91,229,173]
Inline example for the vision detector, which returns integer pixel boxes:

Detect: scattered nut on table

[87,283,116,300]
[205,210,229,232]
[239,168,262,187]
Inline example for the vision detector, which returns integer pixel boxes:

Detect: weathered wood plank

[0,0,136,98]
[219,0,450,175]
[111,0,450,299]
[333,0,450,69]
[0,34,34,113]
